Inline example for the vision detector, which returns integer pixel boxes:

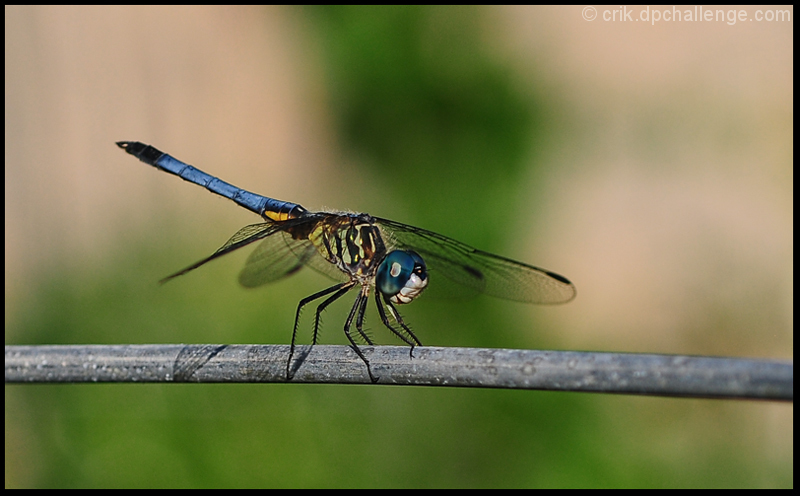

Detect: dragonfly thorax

[306,214,428,303]
[308,214,388,283]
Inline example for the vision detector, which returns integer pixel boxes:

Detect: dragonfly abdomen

[117,141,305,221]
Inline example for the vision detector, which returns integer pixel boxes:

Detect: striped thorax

[308,214,387,283]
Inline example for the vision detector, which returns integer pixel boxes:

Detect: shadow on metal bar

[4,344,792,401]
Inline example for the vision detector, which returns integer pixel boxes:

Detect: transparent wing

[238,229,348,288]
[237,230,314,287]
[375,217,576,304]
[161,222,285,283]
[162,212,352,288]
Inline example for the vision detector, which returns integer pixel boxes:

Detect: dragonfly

[118,141,576,382]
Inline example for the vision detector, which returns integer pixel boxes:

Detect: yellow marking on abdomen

[263,210,292,222]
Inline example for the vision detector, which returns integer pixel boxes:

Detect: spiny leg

[374,292,419,349]
[354,289,373,346]
[344,290,378,383]
[287,282,352,380]
[311,284,356,346]
[376,293,422,359]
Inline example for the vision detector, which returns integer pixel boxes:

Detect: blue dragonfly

[118,141,576,382]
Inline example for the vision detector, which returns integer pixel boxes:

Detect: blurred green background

[5,6,792,488]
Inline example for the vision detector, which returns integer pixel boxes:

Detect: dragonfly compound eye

[377,250,428,304]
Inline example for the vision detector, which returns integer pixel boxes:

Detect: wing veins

[376,217,576,304]
[160,222,282,283]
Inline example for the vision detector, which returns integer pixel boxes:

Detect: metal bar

[4,344,792,401]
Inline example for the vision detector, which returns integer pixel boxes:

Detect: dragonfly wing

[238,224,349,288]
[161,222,283,283]
[376,218,576,304]
[238,230,315,287]
[301,250,351,284]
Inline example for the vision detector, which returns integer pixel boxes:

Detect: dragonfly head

[376,250,428,304]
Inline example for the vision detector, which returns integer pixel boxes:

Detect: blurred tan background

[5,5,792,488]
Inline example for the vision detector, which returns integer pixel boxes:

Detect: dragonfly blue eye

[376,250,428,304]
[117,141,576,383]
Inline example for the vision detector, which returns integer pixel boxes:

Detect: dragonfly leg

[374,292,421,358]
[344,289,378,383]
[287,282,353,381]
[354,289,374,346]
[311,284,356,346]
